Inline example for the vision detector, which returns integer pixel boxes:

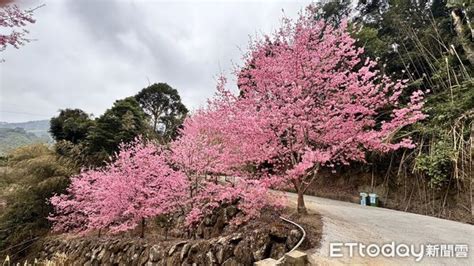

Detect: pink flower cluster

[50,139,189,233]
[0,4,35,52]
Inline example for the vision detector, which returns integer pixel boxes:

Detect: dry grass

[2,252,69,266]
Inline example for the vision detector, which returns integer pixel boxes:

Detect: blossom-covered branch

[0,3,35,53]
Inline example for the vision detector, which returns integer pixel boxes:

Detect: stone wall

[38,225,302,265]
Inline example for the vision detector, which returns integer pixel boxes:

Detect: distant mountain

[0,119,50,134]
[0,120,51,155]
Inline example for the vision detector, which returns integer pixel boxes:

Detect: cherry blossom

[0,3,35,54]
[50,139,189,234]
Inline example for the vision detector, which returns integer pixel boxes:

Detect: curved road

[285,193,474,265]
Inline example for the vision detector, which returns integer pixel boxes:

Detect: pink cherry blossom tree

[170,82,284,226]
[50,139,189,237]
[170,77,275,180]
[233,6,426,213]
[0,2,36,56]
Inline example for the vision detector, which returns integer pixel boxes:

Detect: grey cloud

[0,0,311,122]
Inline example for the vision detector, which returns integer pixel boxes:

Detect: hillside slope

[0,120,51,155]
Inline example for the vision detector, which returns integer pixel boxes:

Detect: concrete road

[285,193,474,265]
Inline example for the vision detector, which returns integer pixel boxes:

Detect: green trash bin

[360,192,368,206]
[369,193,379,206]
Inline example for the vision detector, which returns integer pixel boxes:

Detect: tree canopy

[135,83,188,143]
[86,97,149,159]
[50,109,94,144]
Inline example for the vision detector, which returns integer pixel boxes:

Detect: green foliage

[135,83,188,143]
[0,144,77,258]
[415,139,456,187]
[86,97,149,160]
[424,80,474,128]
[357,1,456,84]
[49,99,152,166]
[0,128,48,156]
[46,84,186,167]
[49,109,94,144]
[413,80,473,186]
[319,0,352,25]
[352,27,387,59]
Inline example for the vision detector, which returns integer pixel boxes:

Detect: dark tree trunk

[153,119,158,132]
[297,190,308,214]
[292,179,308,214]
[140,217,146,238]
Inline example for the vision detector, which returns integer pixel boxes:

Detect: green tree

[0,144,76,259]
[49,109,94,144]
[135,83,188,143]
[319,0,352,25]
[86,97,149,160]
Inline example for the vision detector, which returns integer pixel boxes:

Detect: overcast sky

[0,0,314,123]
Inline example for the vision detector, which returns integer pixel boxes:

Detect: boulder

[254,258,280,266]
[100,248,112,263]
[138,248,149,265]
[234,238,254,265]
[214,243,234,264]
[269,225,288,242]
[180,242,192,261]
[206,250,216,265]
[251,230,271,261]
[286,229,302,249]
[186,241,210,264]
[149,245,164,262]
[269,243,286,259]
[167,249,182,266]
[168,241,187,256]
[284,250,308,266]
